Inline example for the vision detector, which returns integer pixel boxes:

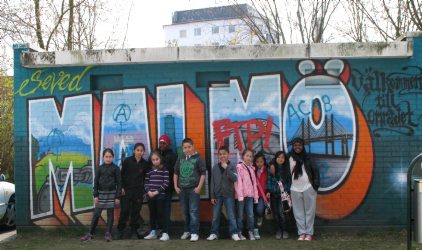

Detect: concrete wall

[13,32,422,227]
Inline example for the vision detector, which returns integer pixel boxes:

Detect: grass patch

[0,227,411,250]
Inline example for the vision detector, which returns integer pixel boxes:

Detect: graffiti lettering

[287,95,332,125]
[213,117,274,151]
[16,66,92,96]
[351,67,420,136]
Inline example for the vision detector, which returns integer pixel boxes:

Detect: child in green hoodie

[174,138,207,242]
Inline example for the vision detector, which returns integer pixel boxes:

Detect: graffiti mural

[18,52,422,226]
[28,95,95,222]
[101,89,151,167]
[209,74,284,166]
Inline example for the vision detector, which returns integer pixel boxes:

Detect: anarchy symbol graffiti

[113,104,131,124]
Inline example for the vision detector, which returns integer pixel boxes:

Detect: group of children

[80,136,320,243]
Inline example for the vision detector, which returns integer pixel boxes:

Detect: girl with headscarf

[288,138,320,241]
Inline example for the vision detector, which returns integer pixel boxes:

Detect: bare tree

[228,0,340,44]
[335,0,369,42]
[0,0,132,51]
[407,0,422,31]
[354,0,415,41]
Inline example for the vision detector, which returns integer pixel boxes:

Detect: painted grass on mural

[1,228,407,249]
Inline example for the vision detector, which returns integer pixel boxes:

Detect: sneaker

[238,233,246,240]
[253,228,260,240]
[144,230,157,240]
[104,232,112,242]
[80,233,92,242]
[305,234,313,241]
[190,234,199,242]
[206,234,218,240]
[180,232,191,240]
[248,231,256,241]
[231,234,241,241]
[283,231,289,239]
[275,230,282,240]
[160,233,170,241]
[256,217,263,227]
[298,234,305,241]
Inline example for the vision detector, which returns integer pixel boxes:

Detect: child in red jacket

[253,152,268,239]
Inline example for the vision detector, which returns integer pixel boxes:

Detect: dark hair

[150,150,164,170]
[182,138,194,145]
[218,145,229,154]
[241,148,253,158]
[272,151,287,166]
[253,151,267,167]
[134,143,145,151]
[102,148,114,157]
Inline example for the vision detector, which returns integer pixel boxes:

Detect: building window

[212,26,219,34]
[229,25,236,33]
[180,30,187,38]
[194,28,201,36]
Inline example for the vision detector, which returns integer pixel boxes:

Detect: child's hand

[175,186,181,194]
[194,186,201,194]
[254,198,259,204]
[121,188,126,196]
[266,193,271,199]
[211,198,217,205]
[115,199,120,206]
[148,191,155,198]
[94,197,99,206]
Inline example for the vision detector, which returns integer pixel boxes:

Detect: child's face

[255,157,265,168]
[218,150,229,163]
[151,154,161,167]
[276,154,285,165]
[243,151,253,164]
[103,152,114,164]
[183,142,194,156]
[134,146,145,158]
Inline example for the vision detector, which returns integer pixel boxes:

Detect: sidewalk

[0,230,16,243]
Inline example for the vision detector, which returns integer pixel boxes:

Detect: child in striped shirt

[144,150,170,241]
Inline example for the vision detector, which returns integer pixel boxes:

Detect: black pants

[148,198,167,233]
[270,194,286,232]
[90,207,114,235]
[118,189,143,231]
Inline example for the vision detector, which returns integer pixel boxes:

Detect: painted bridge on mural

[13,32,422,227]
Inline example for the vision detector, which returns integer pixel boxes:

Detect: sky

[123,0,245,48]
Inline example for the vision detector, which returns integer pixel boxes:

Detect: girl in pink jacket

[235,149,259,240]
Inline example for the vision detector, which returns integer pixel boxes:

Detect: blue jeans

[163,192,172,232]
[237,197,254,233]
[254,197,265,219]
[179,188,200,234]
[210,196,237,235]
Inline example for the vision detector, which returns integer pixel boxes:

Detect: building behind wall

[163,4,270,46]
[13,32,422,228]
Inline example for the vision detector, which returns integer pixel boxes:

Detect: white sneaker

[256,217,263,227]
[231,234,241,241]
[180,232,191,240]
[206,234,218,240]
[253,228,261,240]
[160,233,170,241]
[238,233,247,240]
[190,234,199,242]
[144,230,157,240]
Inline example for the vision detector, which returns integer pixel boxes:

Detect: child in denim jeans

[174,138,207,242]
[207,146,240,241]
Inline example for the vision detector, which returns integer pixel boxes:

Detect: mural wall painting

[25,59,376,225]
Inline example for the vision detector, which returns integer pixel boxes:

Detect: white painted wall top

[19,39,416,68]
